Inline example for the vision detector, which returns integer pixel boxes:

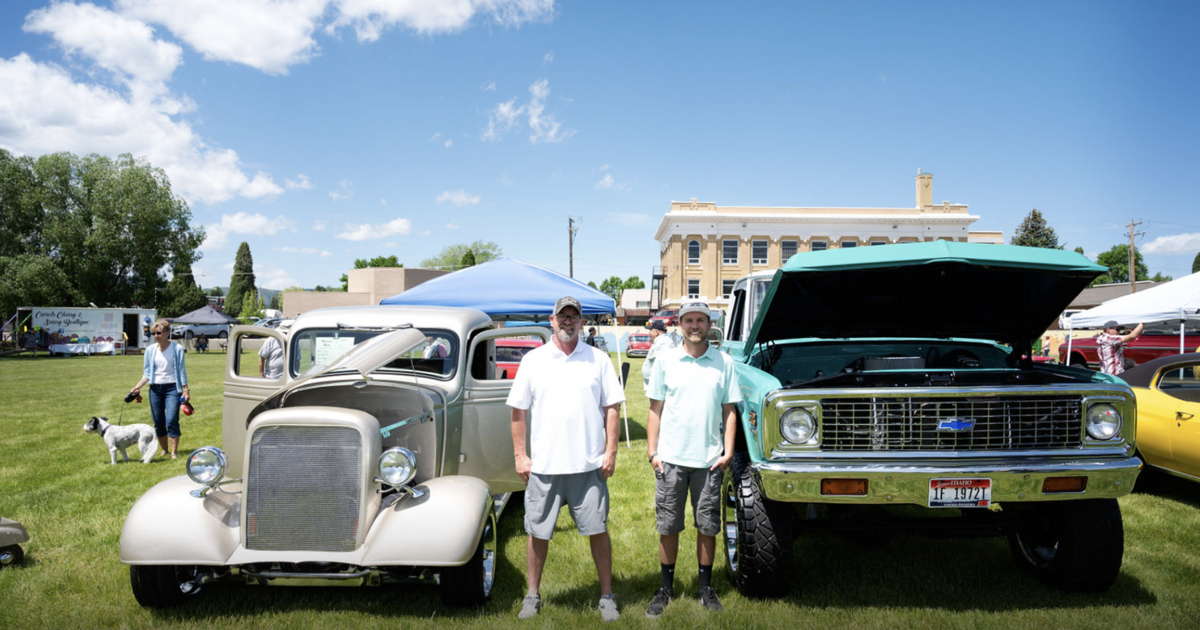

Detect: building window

[751,240,768,265]
[687,239,701,265]
[841,240,857,248]
[722,279,735,298]
[636,301,650,308]
[870,240,887,246]
[722,239,738,265]
[781,240,798,263]
[810,241,828,251]
[687,279,700,298]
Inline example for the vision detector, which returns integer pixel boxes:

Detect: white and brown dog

[83,417,157,465]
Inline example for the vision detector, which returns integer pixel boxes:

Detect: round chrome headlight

[187,447,227,485]
[779,408,817,444]
[378,447,418,487]
[1086,404,1123,440]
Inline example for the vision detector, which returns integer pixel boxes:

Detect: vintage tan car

[120,305,548,607]
[0,517,29,568]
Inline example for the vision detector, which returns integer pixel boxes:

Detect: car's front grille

[819,395,1083,451]
[245,426,362,552]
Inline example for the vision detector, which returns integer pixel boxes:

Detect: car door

[1161,361,1200,478]
[461,327,551,493]
[222,326,289,476]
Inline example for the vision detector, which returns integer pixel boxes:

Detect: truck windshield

[289,328,458,379]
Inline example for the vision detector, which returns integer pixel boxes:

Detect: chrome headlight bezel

[1086,403,1123,441]
[779,407,818,445]
[378,446,418,487]
[186,446,227,486]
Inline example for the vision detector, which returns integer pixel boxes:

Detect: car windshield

[656,310,676,317]
[289,328,458,379]
[631,335,650,343]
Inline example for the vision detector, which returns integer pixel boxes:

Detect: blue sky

[2,1,1198,291]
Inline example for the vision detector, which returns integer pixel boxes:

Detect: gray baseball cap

[678,301,712,320]
[1104,320,1119,330]
[553,296,582,316]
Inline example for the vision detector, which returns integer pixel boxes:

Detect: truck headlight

[378,447,418,487]
[780,408,817,444]
[187,447,227,485]
[1086,404,1122,440]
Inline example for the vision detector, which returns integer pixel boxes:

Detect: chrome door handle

[1178,412,1195,420]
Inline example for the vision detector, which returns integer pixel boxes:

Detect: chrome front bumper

[754,456,1142,506]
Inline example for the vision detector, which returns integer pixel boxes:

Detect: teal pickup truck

[720,242,1141,596]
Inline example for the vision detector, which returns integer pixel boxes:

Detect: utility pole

[1127,219,1142,293]
[568,217,578,278]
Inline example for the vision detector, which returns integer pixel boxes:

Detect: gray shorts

[525,469,609,540]
[655,462,722,537]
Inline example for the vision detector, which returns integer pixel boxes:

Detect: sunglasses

[555,315,582,323]
[153,330,167,335]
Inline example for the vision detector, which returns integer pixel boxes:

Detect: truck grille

[819,395,1083,452]
[245,426,362,552]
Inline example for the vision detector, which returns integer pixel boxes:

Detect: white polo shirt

[506,339,626,475]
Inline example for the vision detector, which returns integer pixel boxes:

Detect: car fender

[361,475,490,566]
[0,517,30,547]
[120,475,240,565]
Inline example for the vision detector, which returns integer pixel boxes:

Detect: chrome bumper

[753,456,1142,506]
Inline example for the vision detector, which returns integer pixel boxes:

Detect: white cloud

[444,139,453,148]
[543,50,554,64]
[429,132,442,142]
[330,179,354,201]
[0,53,282,205]
[313,220,327,231]
[481,78,573,144]
[481,80,496,92]
[278,246,331,257]
[337,217,412,241]
[499,173,514,186]
[596,174,615,189]
[599,163,609,171]
[1143,232,1200,255]
[446,219,460,229]
[420,229,432,237]
[285,174,313,190]
[437,189,481,206]
[24,2,182,85]
[606,212,651,227]
[201,212,297,250]
[380,198,387,205]
[117,0,328,75]
[328,0,555,43]
[254,263,297,290]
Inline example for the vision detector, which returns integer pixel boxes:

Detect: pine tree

[159,262,208,318]
[1010,209,1062,249]
[225,242,257,317]
[1193,251,1200,274]
[460,249,477,268]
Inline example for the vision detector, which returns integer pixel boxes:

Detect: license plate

[928,478,991,508]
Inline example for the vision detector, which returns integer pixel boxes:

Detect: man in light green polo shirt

[645,301,741,618]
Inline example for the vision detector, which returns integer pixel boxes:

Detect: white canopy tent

[1066,271,1200,357]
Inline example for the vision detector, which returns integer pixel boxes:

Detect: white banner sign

[30,309,125,341]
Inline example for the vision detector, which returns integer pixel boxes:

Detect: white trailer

[18,306,158,352]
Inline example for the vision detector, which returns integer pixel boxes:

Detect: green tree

[0,254,83,322]
[208,286,223,297]
[1074,246,1085,256]
[1150,272,1174,283]
[420,241,501,270]
[460,249,477,268]
[0,150,204,313]
[587,281,598,289]
[158,262,208,318]
[269,292,282,311]
[1092,244,1149,286]
[1193,251,1200,274]
[597,276,624,302]
[623,276,646,291]
[340,255,402,290]
[240,291,266,321]
[225,242,257,317]
[1010,209,1061,249]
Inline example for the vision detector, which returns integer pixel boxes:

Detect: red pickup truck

[1058,330,1200,369]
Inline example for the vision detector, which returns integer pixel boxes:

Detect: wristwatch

[648,452,656,464]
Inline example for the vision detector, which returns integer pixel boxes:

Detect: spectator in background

[642,320,678,393]
[1096,320,1144,375]
[259,336,284,379]
[129,319,190,459]
[196,333,209,353]
[586,327,598,347]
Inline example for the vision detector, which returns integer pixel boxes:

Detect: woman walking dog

[128,319,190,459]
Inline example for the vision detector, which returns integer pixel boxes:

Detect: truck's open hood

[746,241,1106,352]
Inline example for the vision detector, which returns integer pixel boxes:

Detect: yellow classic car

[1123,352,1200,481]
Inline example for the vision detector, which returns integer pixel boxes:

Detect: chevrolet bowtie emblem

[937,418,976,432]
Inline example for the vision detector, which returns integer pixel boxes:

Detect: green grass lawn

[4,351,1200,629]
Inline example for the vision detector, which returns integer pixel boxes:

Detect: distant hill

[208,287,280,306]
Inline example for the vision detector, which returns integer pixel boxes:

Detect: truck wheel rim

[722,474,739,575]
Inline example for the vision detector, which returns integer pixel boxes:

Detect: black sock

[698,564,713,589]
[661,563,675,592]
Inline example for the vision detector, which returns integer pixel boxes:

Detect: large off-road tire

[0,544,23,568]
[439,504,496,607]
[130,564,189,607]
[1007,499,1124,592]
[723,452,792,598]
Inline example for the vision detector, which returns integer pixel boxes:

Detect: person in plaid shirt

[1095,320,1144,375]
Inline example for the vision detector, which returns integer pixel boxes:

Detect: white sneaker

[518,594,541,619]
[599,593,619,622]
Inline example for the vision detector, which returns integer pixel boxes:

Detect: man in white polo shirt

[508,296,625,622]
[645,301,741,617]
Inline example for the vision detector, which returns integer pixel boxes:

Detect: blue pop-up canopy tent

[379,258,615,321]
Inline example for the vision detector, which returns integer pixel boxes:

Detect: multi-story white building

[652,171,1003,309]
